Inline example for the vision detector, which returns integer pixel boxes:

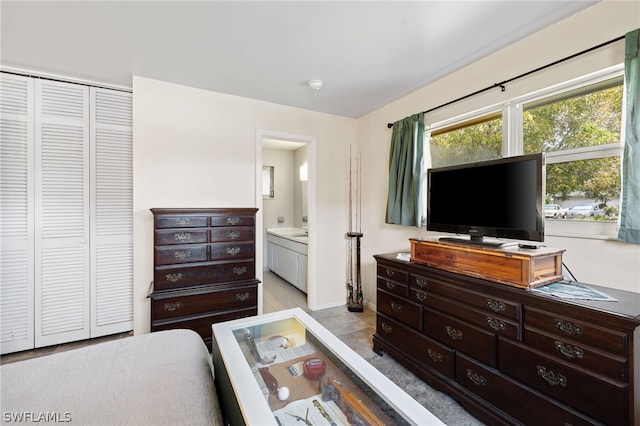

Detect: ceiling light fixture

[308,79,323,90]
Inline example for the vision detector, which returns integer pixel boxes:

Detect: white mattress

[1,329,223,425]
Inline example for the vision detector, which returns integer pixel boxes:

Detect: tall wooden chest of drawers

[373,252,640,425]
[149,208,259,348]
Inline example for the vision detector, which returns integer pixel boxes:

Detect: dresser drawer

[210,215,255,227]
[211,226,254,242]
[456,353,600,426]
[210,241,255,261]
[426,293,520,340]
[150,283,258,320]
[424,308,497,366]
[377,277,408,298]
[155,215,208,229]
[155,244,208,265]
[428,278,521,321]
[155,228,209,245]
[377,264,409,285]
[524,327,628,381]
[377,313,454,379]
[525,307,627,356]
[499,338,628,425]
[377,290,421,329]
[410,274,430,292]
[155,261,256,290]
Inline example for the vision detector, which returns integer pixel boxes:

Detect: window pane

[430,117,502,168]
[546,157,620,222]
[523,84,622,154]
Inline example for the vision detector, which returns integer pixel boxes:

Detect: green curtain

[618,29,640,244]
[386,113,425,227]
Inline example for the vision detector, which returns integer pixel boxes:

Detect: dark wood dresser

[149,208,259,348]
[373,252,640,426]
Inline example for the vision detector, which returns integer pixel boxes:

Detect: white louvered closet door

[34,80,91,347]
[90,88,133,336]
[0,74,35,354]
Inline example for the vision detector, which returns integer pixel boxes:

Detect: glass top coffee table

[211,308,444,425]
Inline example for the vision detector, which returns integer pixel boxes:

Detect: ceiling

[1,1,598,118]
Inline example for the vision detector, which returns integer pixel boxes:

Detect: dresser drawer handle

[554,319,582,336]
[536,365,567,387]
[486,317,506,331]
[227,217,240,225]
[554,341,584,359]
[385,269,395,277]
[427,348,443,363]
[165,273,183,283]
[226,230,241,240]
[466,369,486,386]
[163,302,181,311]
[385,281,395,290]
[175,218,190,225]
[415,277,427,288]
[226,247,241,256]
[233,266,247,275]
[487,299,506,313]
[416,291,427,302]
[174,250,191,260]
[174,232,191,242]
[381,322,393,334]
[445,326,463,341]
[235,292,250,302]
[390,302,402,312]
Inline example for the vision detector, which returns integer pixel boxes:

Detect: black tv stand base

[438,236,518,248]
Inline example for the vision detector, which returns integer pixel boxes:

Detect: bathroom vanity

[266,228,308,293]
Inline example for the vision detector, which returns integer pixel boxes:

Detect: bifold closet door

[34,79,91,348]
[0,74,35,354]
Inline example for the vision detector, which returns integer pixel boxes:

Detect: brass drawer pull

[554,319,582,336]
[174,250,191,260]
[227,217,240,225]
[416,291,427,302]
[163,302,181,311]
[466,369,486,386]
[226,247,241,256]
[174,232,191,242]
[381,322,393,334]
[235,292,250,302]
[536,365,567,387]
[427,348,443,363]
[486,317,506,331]
[233,266,247,275]
[446,326,463,341]
[554,341,584,359]
[175,218,190,225]
[487,299,506,313]
[226,230,240,240]
[390,302,402,312]
[415,277,427,288]
[385,281,395,290]
[385,269,395,277]
[165,273,183,283]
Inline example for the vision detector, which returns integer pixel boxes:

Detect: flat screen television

[426,153,545,248]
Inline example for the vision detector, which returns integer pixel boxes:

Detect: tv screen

[427,153,545,247]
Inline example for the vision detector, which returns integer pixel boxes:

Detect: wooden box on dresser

[373,252,640,426]
[149,208,259,349]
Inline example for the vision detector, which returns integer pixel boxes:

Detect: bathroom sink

[287,233,308,237]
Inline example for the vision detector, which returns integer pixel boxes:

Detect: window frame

[427,64,624,240]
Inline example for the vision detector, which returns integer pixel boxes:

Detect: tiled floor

[1,271,482,425]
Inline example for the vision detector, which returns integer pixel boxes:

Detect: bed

[1,329,223,425]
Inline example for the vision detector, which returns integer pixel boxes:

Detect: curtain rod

[387,34,625,128]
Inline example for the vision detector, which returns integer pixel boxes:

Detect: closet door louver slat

[0,74,35,354]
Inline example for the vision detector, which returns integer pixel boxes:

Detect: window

[427,66,624,238]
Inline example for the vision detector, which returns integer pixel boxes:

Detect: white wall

[133,76,357,334]
[357,0,640,306]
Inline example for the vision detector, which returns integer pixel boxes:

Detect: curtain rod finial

[387,123,394,128]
